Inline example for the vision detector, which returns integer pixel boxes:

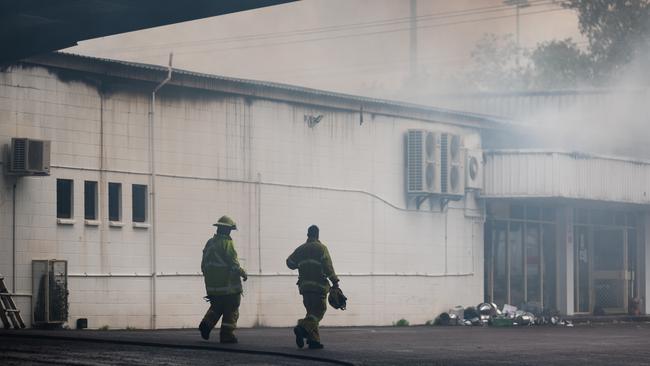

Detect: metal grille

[406,130,423,192]
[440,133,449,193]
[594,279,623,309]
[11,138,26,171]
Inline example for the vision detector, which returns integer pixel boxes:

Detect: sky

[66,0,583,100]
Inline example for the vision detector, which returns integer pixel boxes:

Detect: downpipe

[12,181,16,293]
[149,53,173,330]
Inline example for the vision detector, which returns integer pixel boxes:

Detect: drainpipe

[12,181,16,293]
[149,53,173,330]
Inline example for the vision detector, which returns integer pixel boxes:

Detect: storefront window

[485,202,557,309]
[492,222,508,305]
[542,224,556,310]
[526,223,541,304]
[509,222,525,306]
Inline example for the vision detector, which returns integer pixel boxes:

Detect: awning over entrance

[483,150,650,205]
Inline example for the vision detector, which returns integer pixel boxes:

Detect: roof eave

[22,52,512,130]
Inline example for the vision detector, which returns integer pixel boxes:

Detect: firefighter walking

[199,216,247,343]
[287,225,340,349]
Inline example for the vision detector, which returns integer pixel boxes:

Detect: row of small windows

[56,179,147,223]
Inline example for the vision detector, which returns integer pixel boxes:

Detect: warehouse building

[0,52,649,329]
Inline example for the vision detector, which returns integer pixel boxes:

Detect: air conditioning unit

[32,259,68,326]
[466,149,484,191]
[7,138,50,176]
[440,133,464,196]
[405,130,440,194]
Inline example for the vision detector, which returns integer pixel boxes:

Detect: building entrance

[574,209,638,314]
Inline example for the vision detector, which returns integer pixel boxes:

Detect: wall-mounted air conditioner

[32,259,68,326]
[7,138,50,176]
[465,149,484,191]
[405,130,440,194]
[440,133,464,196]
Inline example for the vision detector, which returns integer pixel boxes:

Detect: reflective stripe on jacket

[201,234,245,296]
[286,238,339,294]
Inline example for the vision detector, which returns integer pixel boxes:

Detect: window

[132,184,147,223]
[485,203,558,309]
[56,179,73,219]
[108,182,121,221]
[84,181,98,220]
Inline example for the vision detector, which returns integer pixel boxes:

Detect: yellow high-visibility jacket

[201,234,246,296]
[286,238,339,294]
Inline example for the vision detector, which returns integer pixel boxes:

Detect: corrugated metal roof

[22,52,515,130]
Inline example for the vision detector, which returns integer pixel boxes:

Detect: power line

[249,54,468,79]
[135,7,568,59]
[101,0,557,55]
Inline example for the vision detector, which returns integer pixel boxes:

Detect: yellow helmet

[213,215,237,230]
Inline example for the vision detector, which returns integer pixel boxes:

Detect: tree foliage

[530,38,591,89]
[468,33,529,91]
[562,0,650,80]
[467,1,650,91]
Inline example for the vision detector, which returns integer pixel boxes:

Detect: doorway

[573,209,637,314]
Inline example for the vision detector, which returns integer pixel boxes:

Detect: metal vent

[440,133,449,193]
[407,130,423,192]
[11,138,26,171]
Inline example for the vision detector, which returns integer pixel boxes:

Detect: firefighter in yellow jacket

[287,225,339,349]
[199,216,247,343]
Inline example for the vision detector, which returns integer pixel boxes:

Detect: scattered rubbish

[434,303,575,328]
[450,305,464,320]
[502,304,518,317]
[464,306,479,320]
[437,312,451,326]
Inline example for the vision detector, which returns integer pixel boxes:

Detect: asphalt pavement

[2,322,650,365]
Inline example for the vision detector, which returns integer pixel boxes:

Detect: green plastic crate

[491,317,514,327]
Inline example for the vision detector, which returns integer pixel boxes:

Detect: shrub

[394,318,410,327]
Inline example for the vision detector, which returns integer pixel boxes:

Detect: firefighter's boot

[199,321,211,340]
[219,328,238,344]
[307,339,324,349]
[293,325,307,348]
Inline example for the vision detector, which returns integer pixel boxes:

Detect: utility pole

[504,0,529,68]
[409,0,417,78]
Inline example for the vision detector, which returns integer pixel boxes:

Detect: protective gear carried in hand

[328,286,347,310]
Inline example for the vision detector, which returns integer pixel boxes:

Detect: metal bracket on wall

[440,197,451,212]
[415,195,429,210]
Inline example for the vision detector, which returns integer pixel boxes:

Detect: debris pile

[434,302,573,327]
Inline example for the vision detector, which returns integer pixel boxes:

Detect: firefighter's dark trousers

[297,292,327,343]
[201,293,241,341]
